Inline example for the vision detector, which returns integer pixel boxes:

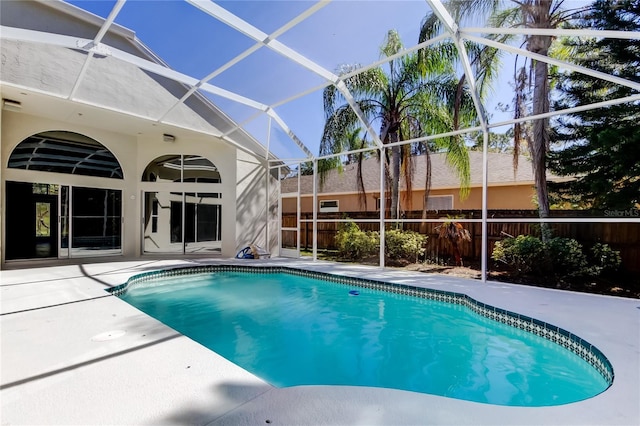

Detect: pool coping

[1,257,638,425]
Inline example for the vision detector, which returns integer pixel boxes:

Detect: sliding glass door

[70,187,122,257]
[5,182,122,260]
[59,185,69,258]
[5,182,59,260]
[143,191,221,254]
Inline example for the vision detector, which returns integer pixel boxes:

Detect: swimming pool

[111,265,613,407]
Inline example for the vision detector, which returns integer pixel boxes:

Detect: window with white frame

[141,155,222,254]
[426,195,453,210]
[319,200,339,212]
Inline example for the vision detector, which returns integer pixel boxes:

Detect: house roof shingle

[281,151,565,194]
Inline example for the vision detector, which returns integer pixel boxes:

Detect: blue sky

[66,0,515,160]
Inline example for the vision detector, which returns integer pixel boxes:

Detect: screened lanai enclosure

[1,0,638,281]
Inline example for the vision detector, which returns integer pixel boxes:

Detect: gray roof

[281,151,565,194]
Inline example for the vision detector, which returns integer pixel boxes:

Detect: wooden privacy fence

[281,210,640,273]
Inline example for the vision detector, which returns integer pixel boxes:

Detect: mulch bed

[322,253,640,299]
[404,260,640,299]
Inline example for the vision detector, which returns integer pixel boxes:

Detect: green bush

[335,220,379,260]
[492,234,623,279]
[335,222,428,263]
[385,229,427,263]
[590,243,622,275]
[491,235,544,274]
[545,237,590,278]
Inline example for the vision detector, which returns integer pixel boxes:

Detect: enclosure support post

[379,146,386,268]
[265,117,271,252]
[277,166,281,256]
[297,165,301,257]
[312,159,318,261]
[481,130,489,282]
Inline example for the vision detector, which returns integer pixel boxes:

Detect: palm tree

[317,127,372,199]
[420,0,588,230]
[320,30,477,219]
[436,218,472,266]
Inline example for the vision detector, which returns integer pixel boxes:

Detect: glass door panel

[170,198,184,246]
[71,187,122,257]
[185,192,222,254]
[59,185,69,258]
[143,191,183,253]
[5,181,59,260]
[143,191,223,255]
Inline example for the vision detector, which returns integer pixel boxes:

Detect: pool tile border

[108,264,614,386]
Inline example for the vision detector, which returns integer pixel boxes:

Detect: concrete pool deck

[1,257,638,425]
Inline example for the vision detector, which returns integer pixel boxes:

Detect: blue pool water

[118,270,610,406]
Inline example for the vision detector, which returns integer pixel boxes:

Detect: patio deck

[1,258,638,425]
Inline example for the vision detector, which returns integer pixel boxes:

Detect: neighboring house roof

[0,0,269,159]
[281,151,567,195]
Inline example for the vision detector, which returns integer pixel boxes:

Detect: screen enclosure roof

[1,0,639,165]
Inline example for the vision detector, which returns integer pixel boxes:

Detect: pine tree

[548,0,640,210]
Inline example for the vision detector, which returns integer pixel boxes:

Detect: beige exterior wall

[0,105,3,261]
[235,150,278,255]
[1,109,271,264]
[136,131,237,257]
[458,185,536,210]
[282,184,538,214]
[406,185,536,210]
[0,1,274,265]
[2,112,136,260]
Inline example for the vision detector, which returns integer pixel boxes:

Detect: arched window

[5,131,123,261]
[141,154,222,255]
[8,131,123,179]
[142,155,220,183]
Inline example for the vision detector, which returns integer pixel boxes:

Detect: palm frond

[488,5,522,27]
[420,0,504,41]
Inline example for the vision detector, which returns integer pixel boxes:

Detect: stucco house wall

[280,152,558,214]
[283,183,537,214]
[0,0,277,266]
[2,112,135,255]
[136,132,238,257]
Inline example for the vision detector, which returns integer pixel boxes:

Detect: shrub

[492,234,623,280]
[385,229,427,263]
[545,237,589,278]
[335,220,379,260]
[491,235,544,274]
[590,243,622,275]
[335,222,428,263]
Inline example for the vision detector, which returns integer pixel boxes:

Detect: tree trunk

[420,152,432,234]
[452,242,463,267]
[532,57,551,220]
[390,143,401,220]
[527,0,553,239]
